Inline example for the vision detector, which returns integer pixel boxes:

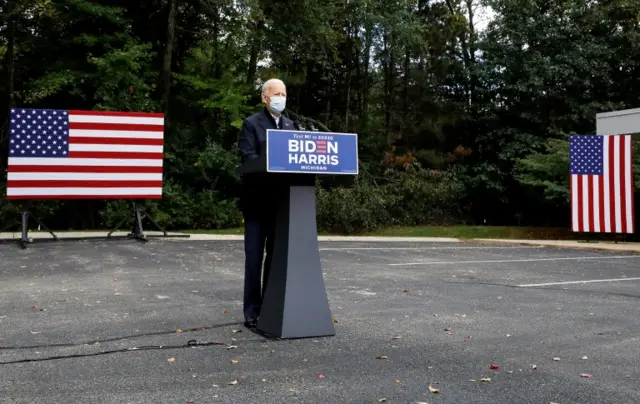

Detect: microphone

[294,120,306,131]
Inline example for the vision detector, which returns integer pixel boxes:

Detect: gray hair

[261,78,284,95]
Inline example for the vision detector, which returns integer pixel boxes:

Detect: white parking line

[389,255,640,266]
[518,277,640,287]
[319,246,541,251]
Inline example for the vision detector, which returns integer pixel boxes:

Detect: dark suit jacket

[238,107,293,163]
[238,107,294,214]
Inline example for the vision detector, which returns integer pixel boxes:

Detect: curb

[472,238,640,253]
[0,232,460,243]
[1,232,638,252]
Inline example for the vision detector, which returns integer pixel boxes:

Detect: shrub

[316,163,469,234]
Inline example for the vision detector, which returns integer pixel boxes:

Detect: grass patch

[362,226,619,240]
[187,225,620,241]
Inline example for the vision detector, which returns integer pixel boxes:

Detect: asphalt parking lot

[0,239,639,404]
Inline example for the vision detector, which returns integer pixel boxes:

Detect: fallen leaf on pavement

[31,304,37,309]
[316,373,325,379]
[231,360,239,364]
[377,398,387,402]
[391,335,401,340]
[227,345,238,350]
[580,373,592,378]
[332,317,338,323]
[479,378,491,382]
[395,378,401,383]
[176,329,183,333]
[223,308,228,313]
[232,329,242,333]
[490,364,500,371]
[428,385,440,393]
[417,402,429,404]
[167,357,176,363]
[376,356,389,360]
[187,400,194,404]
[403,289,409,293]
[550,402,559,404]
[552,357,560,361]
[229,380,239,385]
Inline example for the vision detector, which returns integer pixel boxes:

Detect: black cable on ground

[0,321,243,351]
[0,340,224,365]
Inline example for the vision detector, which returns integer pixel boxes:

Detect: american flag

[315,140,327,154]
[570,134,635,233]
[6,108,164,200]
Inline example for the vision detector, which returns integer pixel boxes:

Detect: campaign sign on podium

[266,129,358,174]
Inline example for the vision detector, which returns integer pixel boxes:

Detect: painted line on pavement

[319,246,541,251]
[518,277,640,287]
[389,255,640,266]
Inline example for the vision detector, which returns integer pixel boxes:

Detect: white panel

[596,107,640,135]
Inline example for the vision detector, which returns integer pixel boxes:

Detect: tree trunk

[383,29,394,143]
[361,20,373,125]
[344,27,353,131]
[325,73,333,123]
[162,0,177,116]
[403,50,410,112]
[465,0,477,106]
[1,0,17,173]
[246,19,263,85]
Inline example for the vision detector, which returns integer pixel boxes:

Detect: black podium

[236,154,335,339]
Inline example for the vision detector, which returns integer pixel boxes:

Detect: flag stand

[107,201,190,242]
[0,203,59,249]
[19,209,59,248]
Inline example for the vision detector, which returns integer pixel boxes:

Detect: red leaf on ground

[490,364,500,371]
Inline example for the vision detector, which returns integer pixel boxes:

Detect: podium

[236,129,358,339]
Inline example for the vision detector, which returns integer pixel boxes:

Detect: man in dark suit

[237,78,294,328]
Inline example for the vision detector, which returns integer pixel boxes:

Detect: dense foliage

[0,0,639,236]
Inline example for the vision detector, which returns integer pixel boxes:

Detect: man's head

[261,78,287,116]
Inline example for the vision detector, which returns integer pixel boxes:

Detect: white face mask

[268,96,286,113]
